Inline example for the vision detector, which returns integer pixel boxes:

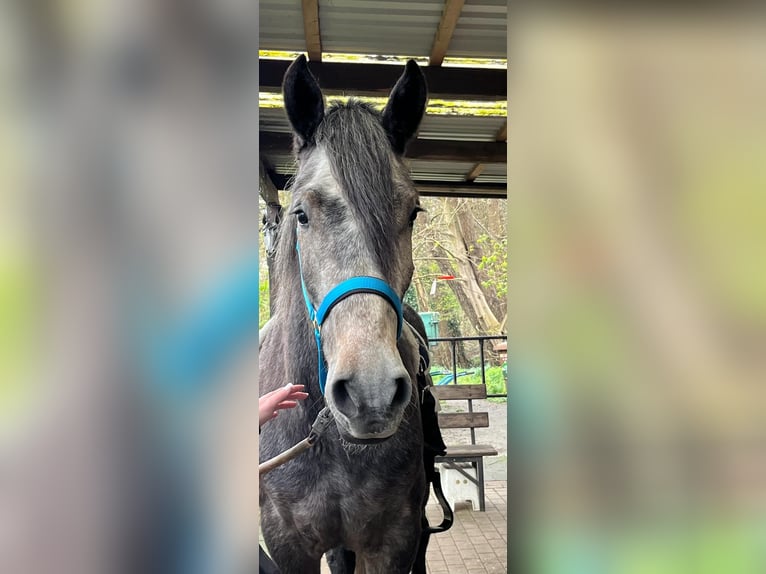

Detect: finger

[262,384,304,400]
[275,400,298,410]
[262,387,286,400]
[267,385,295,403]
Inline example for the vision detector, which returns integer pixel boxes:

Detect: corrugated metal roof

[474,162,506,183]
[319,0,444,57]
[447,0,508,59]
[260,108,292,134]
[407,160,477,181]
[259,1,507,196]
[259,0,506,60]
[259,1,305,52]
[262,107,505,142]
[259,0,446,57]
[478,163,507,176]
[417,115,505,142]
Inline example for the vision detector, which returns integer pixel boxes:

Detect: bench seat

[439,444,498,459]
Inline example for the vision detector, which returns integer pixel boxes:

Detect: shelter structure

[258,0,507,202]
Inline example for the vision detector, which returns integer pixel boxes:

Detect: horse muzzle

[333,411,401,443]
[325,365,412,441]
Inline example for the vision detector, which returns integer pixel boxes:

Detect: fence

[429,335,507,399]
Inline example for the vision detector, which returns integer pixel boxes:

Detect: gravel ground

[438,398,508,481]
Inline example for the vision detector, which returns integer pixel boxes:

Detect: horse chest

[294,472,414,547]
[287,458,413,521]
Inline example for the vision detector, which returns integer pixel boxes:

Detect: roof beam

[259,59,506,100]
[406,139,506,163]
[495,120,507,142]
[301,0,322,62]
[465,119,507,182]
[259,159,280,205]
[465,163,485,182]
[260,132,506,163]
[267,172,506,199]
[429,0,465,66]
[416,181,506,199]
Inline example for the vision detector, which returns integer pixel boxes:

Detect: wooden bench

[431,383,498,511]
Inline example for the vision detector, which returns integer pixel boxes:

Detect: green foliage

[403,285,419,311]
[428,364,507,402]
[475,233,507,300]
[259,278,270,329]
[460,366,507,397]
[418,258,463,333]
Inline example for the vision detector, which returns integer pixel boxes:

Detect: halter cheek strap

[296,235,404,394]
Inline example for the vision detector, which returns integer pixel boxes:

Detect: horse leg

[356,525,422,574]
[261,516,321,574]
[325,547,356,573]
[263,541,320,574]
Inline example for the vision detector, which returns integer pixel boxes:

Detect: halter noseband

[296,234,404,394]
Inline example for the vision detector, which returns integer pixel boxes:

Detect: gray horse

[259,55,429,574]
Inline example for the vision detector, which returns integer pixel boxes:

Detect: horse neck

[270,239,325,403]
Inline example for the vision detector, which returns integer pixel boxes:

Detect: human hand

[259,384,309,427]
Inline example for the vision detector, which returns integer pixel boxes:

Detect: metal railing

[429,335,507,399]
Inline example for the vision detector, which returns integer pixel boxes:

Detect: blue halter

[296,235,404,394]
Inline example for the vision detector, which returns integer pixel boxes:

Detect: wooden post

[259,160,282,314]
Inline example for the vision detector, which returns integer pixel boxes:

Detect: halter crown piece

[296,232,404,394]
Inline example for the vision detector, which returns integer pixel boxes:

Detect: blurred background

[0,1,260,572]
[510,7,766,574]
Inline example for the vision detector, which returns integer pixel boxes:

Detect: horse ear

[283,54,325,150]
[382,60,428,155]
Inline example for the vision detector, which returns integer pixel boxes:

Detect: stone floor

[420,480,507,574]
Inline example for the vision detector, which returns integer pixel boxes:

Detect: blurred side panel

[510,7,766,574]
[0,1,260,572]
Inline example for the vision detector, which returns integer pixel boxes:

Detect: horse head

[280,55,427,442]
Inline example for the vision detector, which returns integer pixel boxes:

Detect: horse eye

[409,207,424,225]
[293,209,309,226]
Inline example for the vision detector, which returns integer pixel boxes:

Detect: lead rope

[259,407,334,476]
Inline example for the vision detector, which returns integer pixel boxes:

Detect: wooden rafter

[259,59,506,100]
[429,0,466,66]
[259,159,280,205]
[301,0,322,62]
[495,120,507,142]
[465,163,485,182]
[267,172,506,198]
[465,119,507,182]
[260,132,506,164]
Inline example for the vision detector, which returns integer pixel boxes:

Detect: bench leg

[477,457,486,512]
[437,457,490,511]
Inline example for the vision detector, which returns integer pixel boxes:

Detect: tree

[412,197,507,337]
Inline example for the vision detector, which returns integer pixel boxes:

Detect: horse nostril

[392,375,411,408]
[330,378,358,417]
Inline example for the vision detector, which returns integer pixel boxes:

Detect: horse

[258,54,430,573]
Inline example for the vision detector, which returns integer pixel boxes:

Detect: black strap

[408,321,453,574]
[259,545,281,574]
[418,376,453,534]
[428,468,454,533]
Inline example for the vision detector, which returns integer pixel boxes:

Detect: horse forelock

[312,100,403,277]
